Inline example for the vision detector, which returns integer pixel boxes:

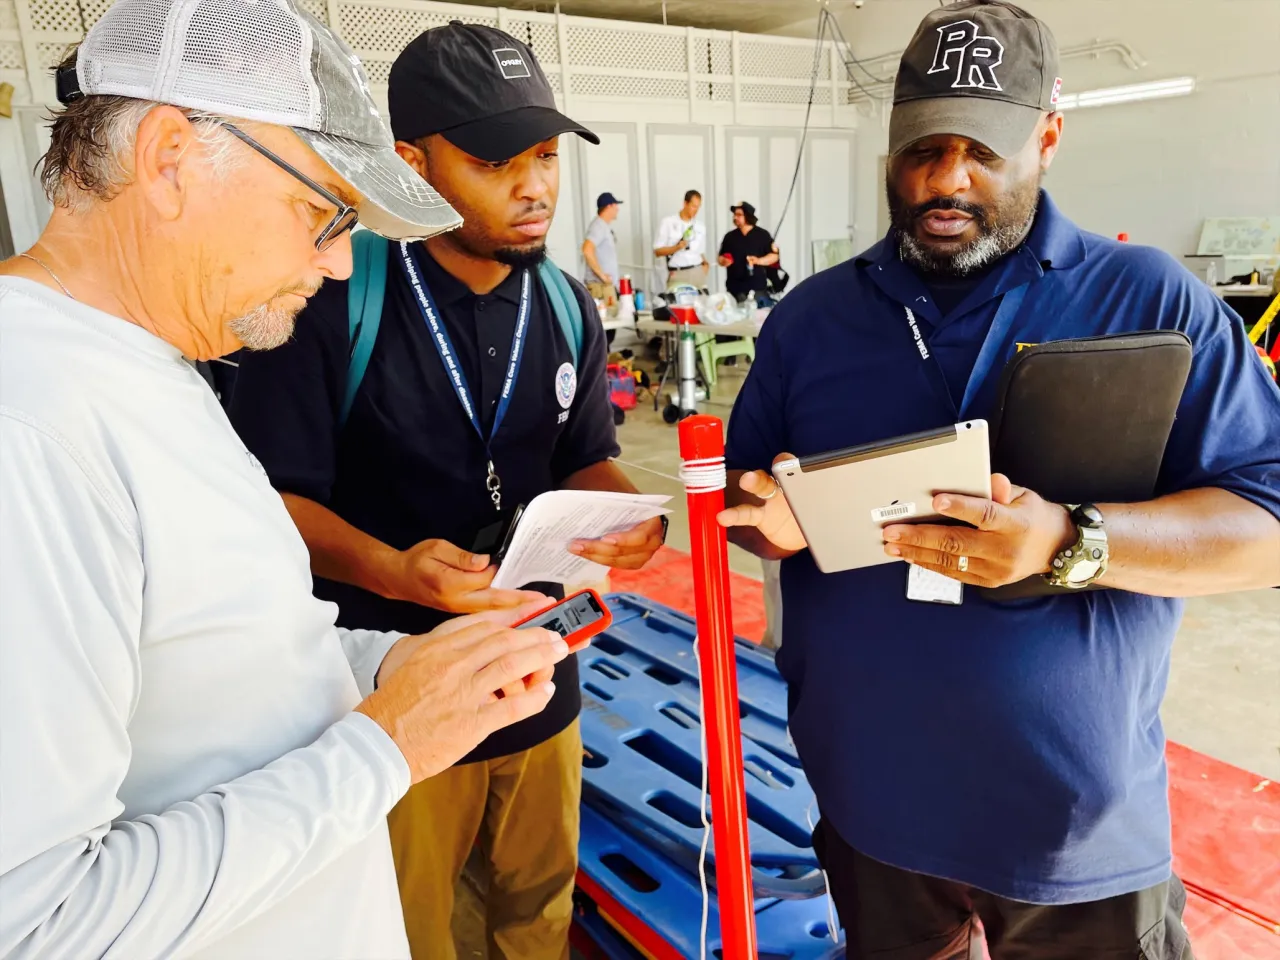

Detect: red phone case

[515,589,612,653]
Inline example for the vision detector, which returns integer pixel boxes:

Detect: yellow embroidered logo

[1015,342,1039,353]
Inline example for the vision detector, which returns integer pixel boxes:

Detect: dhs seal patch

[554,361,577,409]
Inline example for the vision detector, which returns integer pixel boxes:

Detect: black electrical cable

[824,11,894,99]
[826,13,891,87]
[770,8,829,240]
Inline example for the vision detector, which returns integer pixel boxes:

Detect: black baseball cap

[889,0,1061,159]
[389,22,599,162]
[597,192,623,210]
[731,201,756,218]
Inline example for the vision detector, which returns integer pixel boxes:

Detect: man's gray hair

[40,50,244,211]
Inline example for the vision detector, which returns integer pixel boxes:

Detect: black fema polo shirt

[229,242,619,763]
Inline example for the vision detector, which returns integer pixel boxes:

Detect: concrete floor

[450,332,1280,955]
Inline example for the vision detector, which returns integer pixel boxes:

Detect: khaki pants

[388,720,582,960]
[667,264,709,289]
[586,281,617,307]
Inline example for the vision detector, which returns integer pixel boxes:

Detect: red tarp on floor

[609,547,1280,959]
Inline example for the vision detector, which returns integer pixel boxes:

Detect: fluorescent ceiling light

[1056,76,1196,110]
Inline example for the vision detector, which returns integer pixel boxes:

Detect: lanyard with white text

[902,283,1030,418]
[398,241,531,512]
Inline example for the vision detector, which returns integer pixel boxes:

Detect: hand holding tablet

[768,421,992,574]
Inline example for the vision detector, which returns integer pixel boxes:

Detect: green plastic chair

[696,334,755,387]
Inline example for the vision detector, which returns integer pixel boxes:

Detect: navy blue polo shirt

[725,192,1280,903]
[229,242,619,763]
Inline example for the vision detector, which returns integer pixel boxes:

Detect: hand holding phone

[514,589,612,654]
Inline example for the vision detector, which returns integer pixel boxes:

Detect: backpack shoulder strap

[537,259,583,370]
[341,231,390,428]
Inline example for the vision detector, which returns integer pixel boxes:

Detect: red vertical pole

[678,413,758,958]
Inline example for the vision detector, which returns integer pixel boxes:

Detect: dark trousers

[813,821,1194,960]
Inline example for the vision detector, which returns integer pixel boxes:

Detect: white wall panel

[577,122,643,282]
[805,135,853,246]
[728,134,762,216]
[647,125,714,289]
[767,134,800,275]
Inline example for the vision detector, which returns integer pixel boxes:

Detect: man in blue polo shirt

[719,2,1280,957]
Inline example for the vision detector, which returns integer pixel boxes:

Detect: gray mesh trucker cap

[69,0,461,240]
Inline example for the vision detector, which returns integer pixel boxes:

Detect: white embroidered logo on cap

[492,47,531,80]
[927,20,1004,91]
[554,361,577,409]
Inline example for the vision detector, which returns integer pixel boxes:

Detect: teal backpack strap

[537,259,583,370]
[340,231,390,429]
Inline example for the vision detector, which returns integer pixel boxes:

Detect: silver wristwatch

[1044,503,1109,589]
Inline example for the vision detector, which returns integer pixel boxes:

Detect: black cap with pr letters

[889,0,1061,159]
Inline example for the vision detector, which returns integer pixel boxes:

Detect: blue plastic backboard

[579,594,822,900]
[579,804,845,960]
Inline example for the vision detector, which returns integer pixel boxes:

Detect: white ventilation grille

[742,82,831,106]
[505,17,558,64]
[740,39,829,81]
[80,0,115,27]
[571,73,686,101]
[296,0,327,24]
[339,5,490,62]
[0,40,24,69]
[362,57,391,84]
[37,40,73,69]
[9,0,860,116]
[691,35,730,77]
[566,24,686,73]
[28,0,85,32]
[693,80,732,102]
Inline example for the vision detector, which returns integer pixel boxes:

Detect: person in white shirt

[653,189,709,290]
[0,2,567,958]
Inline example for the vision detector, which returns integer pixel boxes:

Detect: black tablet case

[980,331,1193,600]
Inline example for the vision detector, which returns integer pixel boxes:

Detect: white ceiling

[454,0,867,34]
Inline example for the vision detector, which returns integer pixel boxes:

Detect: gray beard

[898,207,1036,277]
[229,302,298,351]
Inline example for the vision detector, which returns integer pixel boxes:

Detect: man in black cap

[718,1,1280,957]
[717,201,778,304]
[228,22,666,960]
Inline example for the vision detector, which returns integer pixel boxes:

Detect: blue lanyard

[398,241,531,511]
[904,282,1029,418]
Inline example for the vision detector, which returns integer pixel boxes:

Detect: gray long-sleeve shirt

[0,278,411,959]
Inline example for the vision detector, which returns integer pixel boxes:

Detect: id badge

[906,563,964,605]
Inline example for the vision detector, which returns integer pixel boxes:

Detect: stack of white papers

[491,490,672,589]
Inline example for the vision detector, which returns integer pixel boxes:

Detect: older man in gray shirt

[582,192,622,306]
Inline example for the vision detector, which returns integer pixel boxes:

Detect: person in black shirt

[718,201,779,302]
[228,23,664,960]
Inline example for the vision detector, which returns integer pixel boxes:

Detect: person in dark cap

[228,22,665,960]
[582,191,622,307]
[717,201,778,303]
[718,1,1280,957]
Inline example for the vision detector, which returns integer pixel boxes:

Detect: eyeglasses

[221,123,359,252]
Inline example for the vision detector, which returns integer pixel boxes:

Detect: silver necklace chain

[20,253,75,301]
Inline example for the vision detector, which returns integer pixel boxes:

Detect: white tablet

[771,421,992,574]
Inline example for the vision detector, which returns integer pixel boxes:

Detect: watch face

[1067,560,1102,584]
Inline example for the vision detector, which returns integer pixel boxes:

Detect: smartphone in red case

[514,589,611,653]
